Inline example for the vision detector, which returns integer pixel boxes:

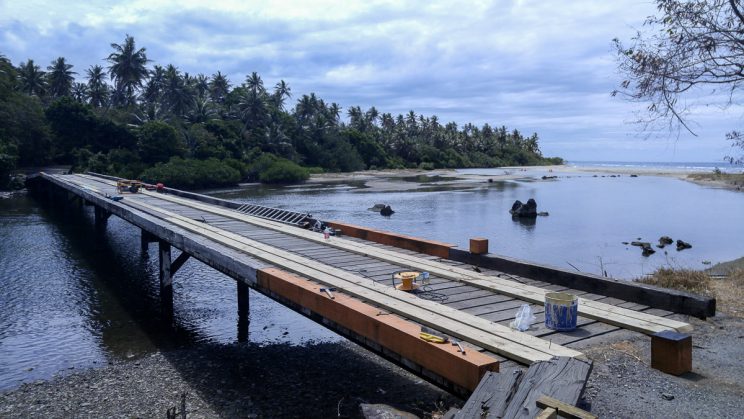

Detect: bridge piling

[140,230,157,253]
[237,281,250,342]
[94,206,110,228]
[158,241,174,316]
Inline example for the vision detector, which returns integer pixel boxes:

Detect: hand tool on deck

[452,341,466,355]
[319,287,337,299]
[419,326,449,344]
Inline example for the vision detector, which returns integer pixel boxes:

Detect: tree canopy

[614,0,744,163]
[0,35,562,189]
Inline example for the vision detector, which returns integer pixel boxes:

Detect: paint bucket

[544,292,578,331]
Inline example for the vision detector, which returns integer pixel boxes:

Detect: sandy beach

[305,165,743,194]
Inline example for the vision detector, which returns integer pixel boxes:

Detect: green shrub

[305,166,325,174]
[259,159,310,184]
[140,157,240,189]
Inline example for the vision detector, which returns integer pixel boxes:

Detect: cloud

[0,0,738,161]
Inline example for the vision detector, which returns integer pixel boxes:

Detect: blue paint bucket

[544,292,578,331]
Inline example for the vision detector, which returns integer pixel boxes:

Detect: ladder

[234,203,312,227]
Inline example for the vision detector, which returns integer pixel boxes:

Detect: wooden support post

[140,230,157,252]
[651,330,692,375]
[159,241,174,315]
[469,237,489,255]
[237,281,250,342]
[171,251,191,276]
[94,206,111,227]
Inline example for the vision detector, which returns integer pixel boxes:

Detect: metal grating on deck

[234,203,311,226]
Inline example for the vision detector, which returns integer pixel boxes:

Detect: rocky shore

[0,341,458,418]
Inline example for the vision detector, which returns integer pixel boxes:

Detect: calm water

[1,165,743,390]
[215,167,744,279]
[0,195,338,390]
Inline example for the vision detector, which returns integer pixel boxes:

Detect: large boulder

[510,199,538,218]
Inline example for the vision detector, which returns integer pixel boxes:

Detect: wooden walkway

[31,172,702,416]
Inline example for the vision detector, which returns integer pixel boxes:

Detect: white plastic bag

[509,304,536,331]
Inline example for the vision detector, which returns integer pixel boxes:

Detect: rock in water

[380,205,394,216]
[509,199,538,218]
[676,239,692,251]
[368,203,386,212]
[658,236,674,248]
[642,247,656,256]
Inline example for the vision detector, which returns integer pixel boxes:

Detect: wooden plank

[502,357,592,419]
[119,196,582,363]
[448,247,715,319]
[455,370,523,419]
[536,396,596,419]
[131,188,692,335]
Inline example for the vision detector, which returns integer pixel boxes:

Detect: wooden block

[536,395,597,419]
[651,330,692,375]
[536,408,558,419]
[256,267,499,390]
[469,237,488,255]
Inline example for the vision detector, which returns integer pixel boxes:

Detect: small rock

[380,205,394,216]
[630,174,638,177]
[657,236,673,248]
[676,239,692,251]
[661,393,675,401]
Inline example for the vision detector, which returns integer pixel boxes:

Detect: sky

[0,0,741,163]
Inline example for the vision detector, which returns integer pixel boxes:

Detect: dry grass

[638,268,715,296]
[639,268,744,317]
[710,269,744,317]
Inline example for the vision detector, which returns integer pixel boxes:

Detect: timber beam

[256,267,499,393]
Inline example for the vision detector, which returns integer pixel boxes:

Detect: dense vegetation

[0,36,561,190]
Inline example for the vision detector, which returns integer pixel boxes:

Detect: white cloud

[0,0,739,161]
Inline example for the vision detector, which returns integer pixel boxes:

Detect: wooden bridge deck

[32,172,701,413]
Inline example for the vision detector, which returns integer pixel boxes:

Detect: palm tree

[208,71,230,104]
[272,79,291,109]
[46,57,76,98]
[328,102,341,124]
[192,74,209,99]
[162,64,194,118]
[86,65,109,107]
[141,65,165,105]
[187,96,216,124]
[17,59,46,96]
[245,71,265,95]
[71,82,88,103]
[106,34,149,107]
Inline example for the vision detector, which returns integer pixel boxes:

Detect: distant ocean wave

[568,161,743,173]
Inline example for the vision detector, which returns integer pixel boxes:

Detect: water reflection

[0,193,340,390]
[512,215,537,229]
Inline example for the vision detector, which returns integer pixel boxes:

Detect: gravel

[579,313,744,419]
[3,314,742,418]
[0,341,459,418]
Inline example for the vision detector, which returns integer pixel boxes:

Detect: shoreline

[305,164,744,194]
[0,341,458,418]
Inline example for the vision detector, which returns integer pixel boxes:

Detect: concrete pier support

[159,241,174,315]
[237,281,250,342]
